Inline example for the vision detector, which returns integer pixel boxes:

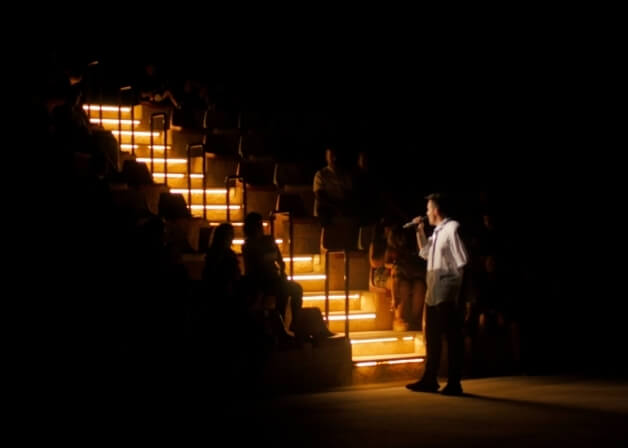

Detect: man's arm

[450,223,469,269]
[415,219,430,259]
[275,243,286,274]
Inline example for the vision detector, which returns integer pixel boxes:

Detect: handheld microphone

[402,216,428,229]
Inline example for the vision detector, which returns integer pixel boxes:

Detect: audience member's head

[211,223,234,250]
[325,146,337,170]
[243,212,264,239]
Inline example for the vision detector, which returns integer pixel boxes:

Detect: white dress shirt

[418,218,469,305]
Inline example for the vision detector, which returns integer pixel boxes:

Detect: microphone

[402,216,428,229]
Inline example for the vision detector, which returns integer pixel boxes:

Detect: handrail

[186,143,205,217]
[324,249,351,338]
[225,175,246,222]
[270,211,294,279]
[117,98,122,149]
[150,112,168,180]
[131,104,135,156]
[95,62,103,127]
[119,86,134,156]
[85,60,100,122]
[202,144,207,220]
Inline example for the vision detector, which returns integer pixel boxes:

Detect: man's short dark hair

[425,193,451,217]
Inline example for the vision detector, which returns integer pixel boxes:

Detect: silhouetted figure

[313,146,353,226]
[242,212,302,340]
[352,151,381,226]
[174,78,211,129]
[203,223,241,307]
[137,63,180,109]
[386,225,426,331]
[369,217,394,291]
[242,212,333,345]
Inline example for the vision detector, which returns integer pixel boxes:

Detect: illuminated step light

[83,105,131,113]
[354,361,377,367]
[381,358,424,365]
[121,144,171,150]
[303,294,359,301]
[288,274,325,281]
[190,205,241,210]
[171,188,227,195]
[136,158,187,164]
[153,173,184,179]
[153,173,204,179]
[112,130,159,137]
[208,222,268,227]
[89,118,140,126]
[350,337,398,344]
[327,313,376,321]
[355,358,424,367]
[233,238,283,245]
[402,336,415,341]
[283,256,313,262]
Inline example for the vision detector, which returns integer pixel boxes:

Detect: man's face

[426,200,438,225]
[326,149,337,168]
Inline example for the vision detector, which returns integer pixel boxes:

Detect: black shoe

[406,380,440,393]
[440,383,463,396]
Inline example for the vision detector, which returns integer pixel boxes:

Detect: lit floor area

[220,376,628,447]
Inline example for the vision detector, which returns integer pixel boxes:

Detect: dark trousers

[261,277,303,316]
[422,301,464,385]
[281,279,303,318]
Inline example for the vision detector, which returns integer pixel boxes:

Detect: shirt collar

[434,218,450,232]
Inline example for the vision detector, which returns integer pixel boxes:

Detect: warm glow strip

[288,274,325,281]
[382,358,424,365]
[111,130,159,137]
[350,337,398,344]
[208,222,268,227]
[354,358,424,367]
[171,189,227,195]
[327,313,376,321]
[355,362,378,367]
[90,118,140,125]
[136,158,187,164]
[121,144,170,150]
[284,256,313,262]
[402,336,415,341]
[189,174,204,179]
[152,173,184,178]
[303,294,359,301]
[232,238,283,245]
[191,205,241,210]
[83,105,131,113]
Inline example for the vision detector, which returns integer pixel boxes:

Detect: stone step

[303,291,363,311]
[328,311,377,332]
[349,330,425,358]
